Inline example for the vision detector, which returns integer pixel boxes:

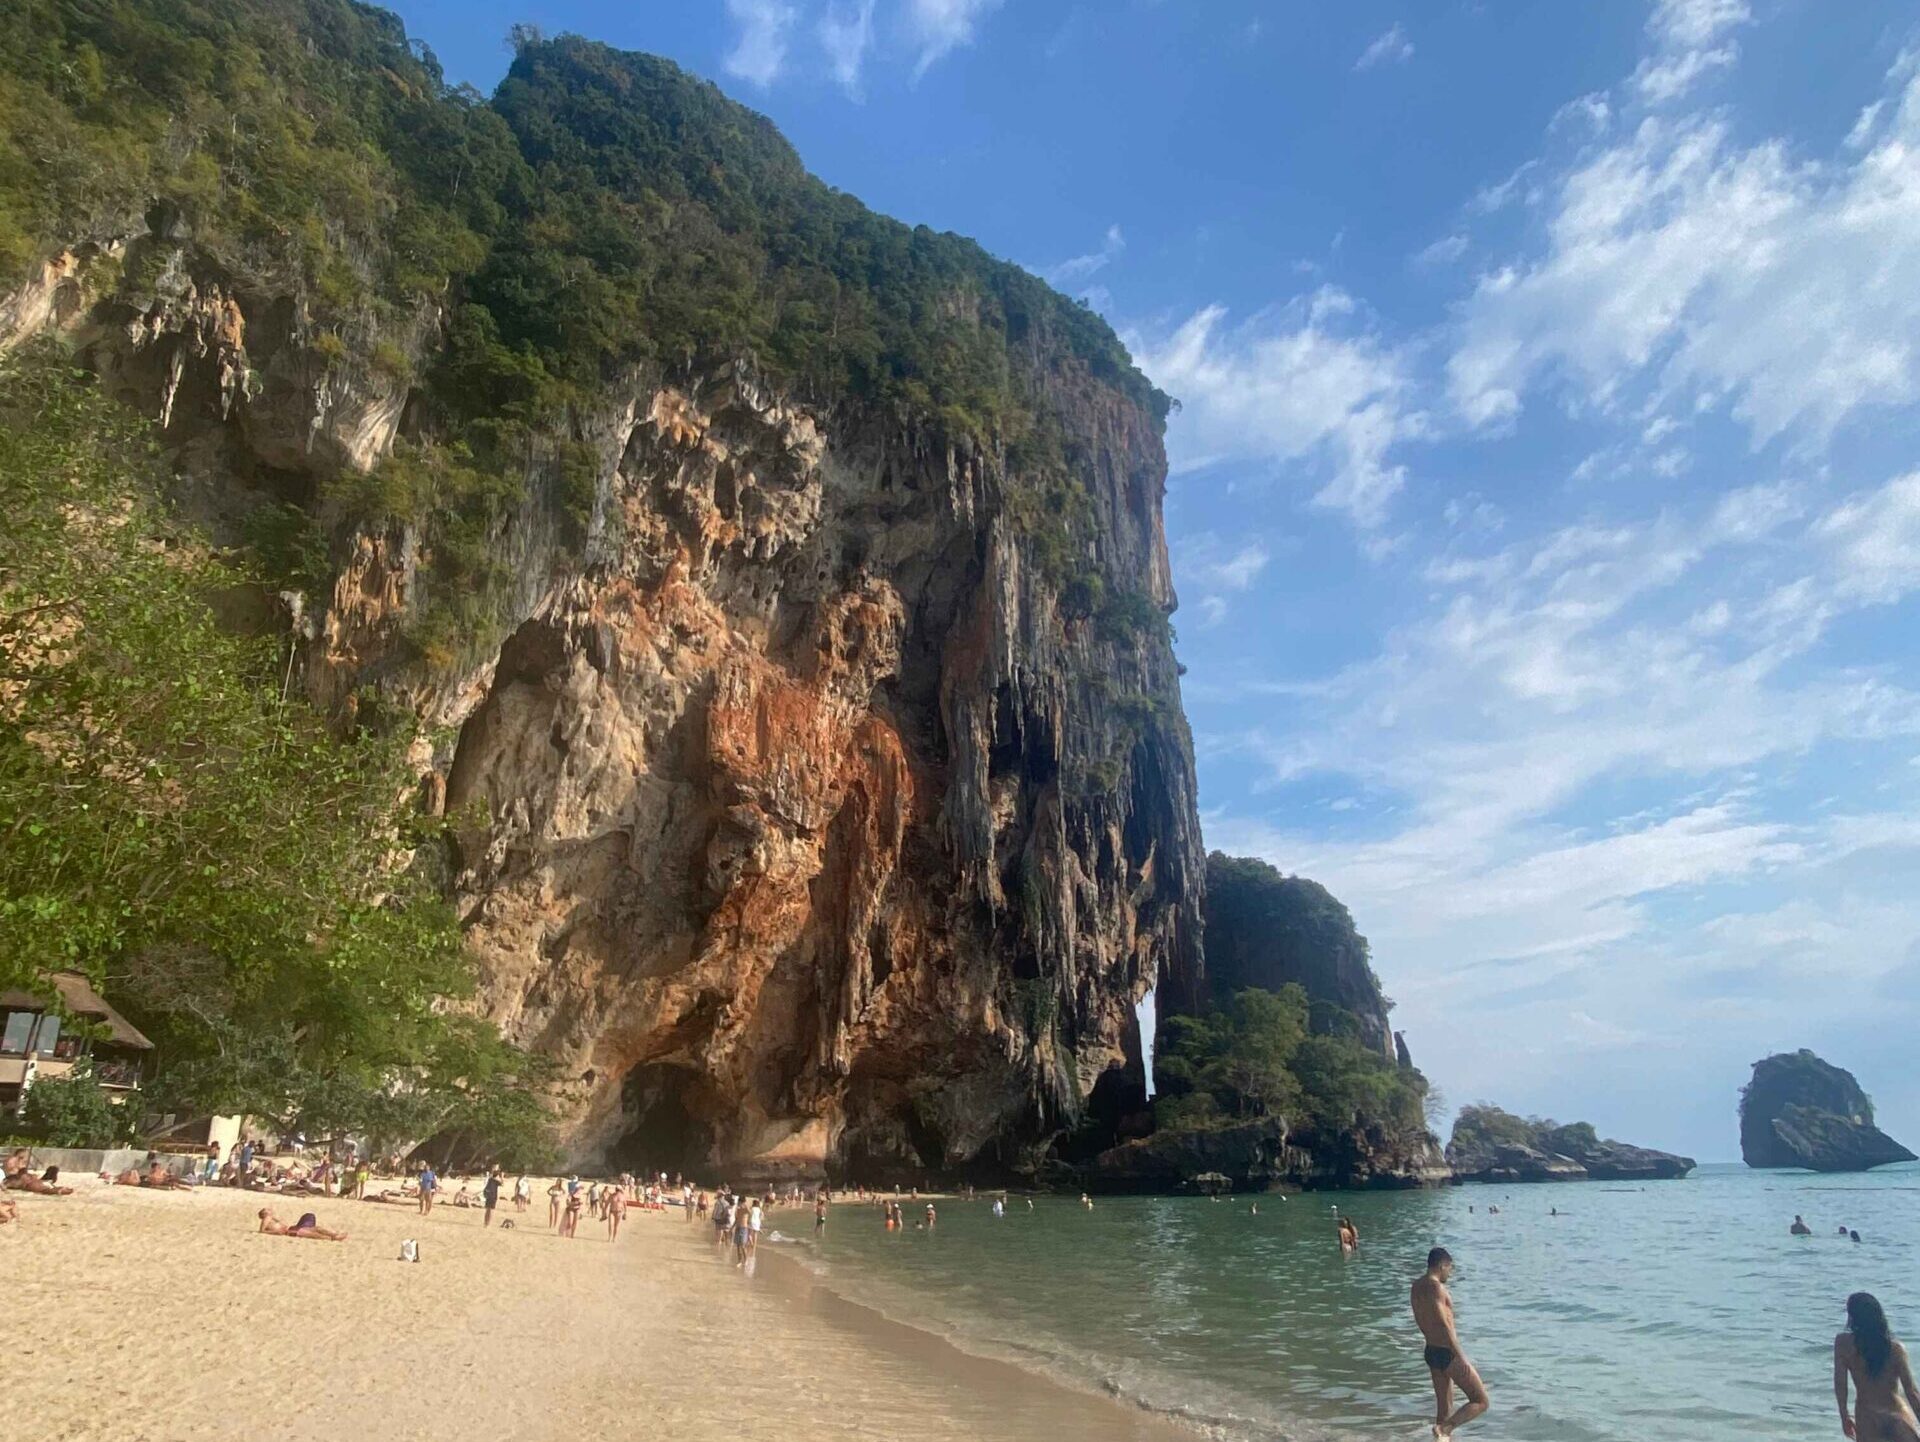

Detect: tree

[0,351,553,1164]
[19,1062,124,1147]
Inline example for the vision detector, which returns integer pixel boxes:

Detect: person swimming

[1791,1215,1813,1235]
[1835,1292,1920,1442]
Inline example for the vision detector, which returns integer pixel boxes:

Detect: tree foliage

[19,1062,127,1147]
[0,4,1170,666]
[0,351,551,1161]
[1154,985,1429,1139]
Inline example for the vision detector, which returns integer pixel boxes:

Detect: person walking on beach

[733,1200,753,1266]
[417,1162,438,1217]
[607,1183,627,1242]
[1412,1247,1490,1439]
[1836,1292,1920,1441]
[482,1169,502,1227]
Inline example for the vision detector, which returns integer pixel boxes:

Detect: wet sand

[4,1180,1193,1441]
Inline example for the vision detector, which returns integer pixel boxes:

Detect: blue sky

[393,0,1920,1161]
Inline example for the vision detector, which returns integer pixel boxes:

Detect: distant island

[1739,1050,1915,1172]
[1446,1104,1695,1183]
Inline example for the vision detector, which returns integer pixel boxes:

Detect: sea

[769,1163,1920,1440]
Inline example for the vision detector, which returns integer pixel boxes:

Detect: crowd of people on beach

[10,1140,1918,1439]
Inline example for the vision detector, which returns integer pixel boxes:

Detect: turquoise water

[773,1164,1920,1439]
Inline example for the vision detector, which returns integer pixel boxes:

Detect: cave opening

[606,1063,717,1179]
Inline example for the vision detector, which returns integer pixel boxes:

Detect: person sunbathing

[117,1162,191,1190]
[0,1194,17,1224]
[15,1166,74,1195]
[257,1207,347,1241]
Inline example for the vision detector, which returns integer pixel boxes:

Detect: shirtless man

[606,1184,627,1242]
[1837,1292,1920,1441]
[1412,1247,1490,1439]
[257,1207,348,1241]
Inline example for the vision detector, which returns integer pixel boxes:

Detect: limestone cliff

[0,16,1204,1181]
[1740,1051,1914,1172]
[1182,852,1396,1057]
[1445,1108,1694,1183]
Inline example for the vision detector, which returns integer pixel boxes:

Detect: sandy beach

[4,1180,1191,1442]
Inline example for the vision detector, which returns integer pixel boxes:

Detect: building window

[34,1015,60,1057]
[1,1010,34,1056]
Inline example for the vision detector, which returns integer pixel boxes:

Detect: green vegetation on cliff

[1154,985,1429,1141]
[0,351,553,1165]
[1146,854,1426,1150]
[2,2,1168,667]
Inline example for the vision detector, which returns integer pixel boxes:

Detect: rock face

[1740,1051,1915,1172]
[1188,853,1394,1057]
[443,366,1203,1180]
[0,39,1206,1183]
[1081,1117,1448,1194]
[1445,1108,1695,1184]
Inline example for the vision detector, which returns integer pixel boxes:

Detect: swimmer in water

[1835,1291,1920,1442]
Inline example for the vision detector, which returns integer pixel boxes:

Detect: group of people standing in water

[1407,1235,1918,1440]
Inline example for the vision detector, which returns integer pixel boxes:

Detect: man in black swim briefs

[1411,1247,1489,1438]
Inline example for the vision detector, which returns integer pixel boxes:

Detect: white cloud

[1130,290,1419,528]
[1042,224,1125,288]
[818,0,877,94]
[1449,58,1920,447]
[1413,233,1469,268]
[1469,159,1541,215]
[1355,23,1414,73]
[1817,471,1920,604]
[1175,533,1271,593]
[903,0,1002,79]
[722,0,797,87]
[1647,0,1750,52]
[1632,0,1750,103]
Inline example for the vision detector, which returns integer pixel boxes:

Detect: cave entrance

[607,1063,716,1179]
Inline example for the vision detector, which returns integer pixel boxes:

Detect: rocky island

[1081,854,1448,1192]
[1740,1051,1915,1172]
[1445,1105,1695,1183]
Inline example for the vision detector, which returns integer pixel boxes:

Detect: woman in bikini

[1837,1293,1920,1441]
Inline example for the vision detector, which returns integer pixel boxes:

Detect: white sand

[4,1179,1191,1441]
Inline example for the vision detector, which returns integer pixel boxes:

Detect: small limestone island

[1445,1104,1696,1183]
[1739,1050,1915,1172]
[1080,854,1449,1193]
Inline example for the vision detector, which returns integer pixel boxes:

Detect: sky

[390,0,1920,1162]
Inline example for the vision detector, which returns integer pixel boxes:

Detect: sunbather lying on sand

[116,1163,192,1190]
[257,1207,347,1241]
[14,1166,74,1195]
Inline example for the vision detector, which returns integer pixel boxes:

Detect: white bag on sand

[399,1239,420,1263]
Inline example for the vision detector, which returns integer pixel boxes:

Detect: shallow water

[776,1164,1920,1439]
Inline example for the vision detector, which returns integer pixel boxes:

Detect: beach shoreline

[5,1178,1203,1442]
